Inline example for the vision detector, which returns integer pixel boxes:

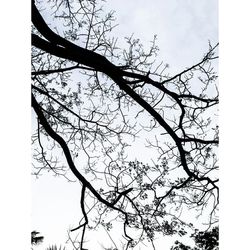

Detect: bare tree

[31,0,218,249]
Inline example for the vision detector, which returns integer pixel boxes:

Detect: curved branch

[31,64,94,76]
[32,93,132,209]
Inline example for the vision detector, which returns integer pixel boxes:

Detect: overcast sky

[104,0,218,72]
[31,1,218,249]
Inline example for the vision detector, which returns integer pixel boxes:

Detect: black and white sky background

[1,0,250,249]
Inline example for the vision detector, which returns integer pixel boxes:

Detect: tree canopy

[31,0,219,249]
[170,226,219,250]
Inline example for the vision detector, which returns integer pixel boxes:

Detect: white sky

[2,1,250,250]
[104,0,218,73]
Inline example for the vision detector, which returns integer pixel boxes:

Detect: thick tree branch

[32,0,218,183]
[31,0,219,244]
[32,1,119,74]
[32,64,94,75]
[32,93,133,209]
